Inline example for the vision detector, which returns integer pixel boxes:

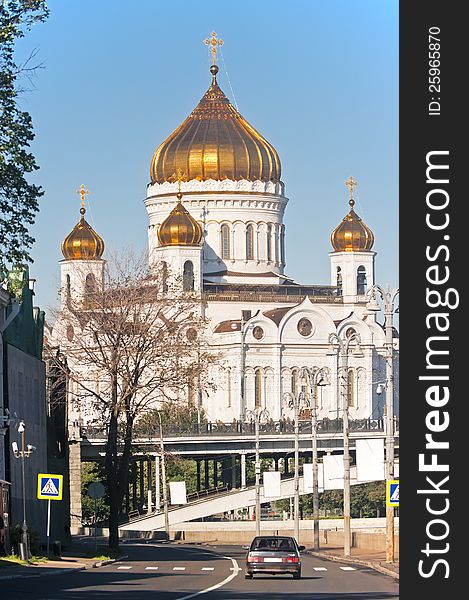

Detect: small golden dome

[61,206,105,260]
[331,198,374,252]
[150,65,281,184]
[157,193,203,246]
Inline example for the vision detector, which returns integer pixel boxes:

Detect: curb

[305,550,399,579]
[0,553,127,581]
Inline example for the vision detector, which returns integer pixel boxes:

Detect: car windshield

[251,537,296,552]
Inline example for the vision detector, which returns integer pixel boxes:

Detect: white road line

[177,556,240,600]
[201,567,214,571]
[145,566,159,570]
[340,566,356,571]
[313,567,328,571]
[117,566,132,570]
[173,566,186,571]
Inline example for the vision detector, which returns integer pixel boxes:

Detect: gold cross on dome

[171,168,186,193]
[76,184,89,209]
[203,31,224,66]
[344,176,358,200]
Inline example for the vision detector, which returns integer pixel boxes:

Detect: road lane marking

[145,566,159,570]
[173,566,186,571]
[177,556,240,600]
[340,566,356,571]
[201,567,214,571]
[314,567,328,571]
[117,566,132,570]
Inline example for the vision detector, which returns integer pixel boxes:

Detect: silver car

[245,535,305,579]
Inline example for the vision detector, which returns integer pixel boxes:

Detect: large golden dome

[157,193,203,246]
[62,206,105,260]
[331,198,374,252]
[150,65,281,184]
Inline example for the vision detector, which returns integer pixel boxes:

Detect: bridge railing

[81,417,398,440]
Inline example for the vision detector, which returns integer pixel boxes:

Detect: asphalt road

[2,542,399,600]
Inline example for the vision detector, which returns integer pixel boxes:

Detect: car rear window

[251,537,296,552]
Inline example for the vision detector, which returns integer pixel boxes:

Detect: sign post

[386,479,399,507]
[87,482,105,553]
[37,474,63,557]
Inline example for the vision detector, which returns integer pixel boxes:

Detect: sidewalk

[306,542,399,579]
[0,553,121,581]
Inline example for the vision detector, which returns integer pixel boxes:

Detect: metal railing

[81,417,399,440]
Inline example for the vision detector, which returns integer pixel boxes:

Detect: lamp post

[245,406,269,536]
[366,284,399,563]
[327,332,364,557]
[282,390,306,543]
[156,411,170,540]
[11,420,36,559]
[239,317,254,421]
[299,367,330,550]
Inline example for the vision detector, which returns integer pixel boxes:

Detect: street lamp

[282,390,308,543]
[300,367,330,550]
[366,284,399,563]
[245,406,269,536]
[155,411,170,540]
[327,331,364,557]
[11,420,36,559]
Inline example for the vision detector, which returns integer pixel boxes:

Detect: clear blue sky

[15,0,398,313]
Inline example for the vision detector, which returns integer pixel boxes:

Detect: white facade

[141,173,396,426]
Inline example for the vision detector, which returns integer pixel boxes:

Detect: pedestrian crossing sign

[386,480,399,506]
[37,473,63,500]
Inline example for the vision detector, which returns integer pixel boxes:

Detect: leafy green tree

[81,462,109,525]
[0,1,48,274]
[135,403,207,436]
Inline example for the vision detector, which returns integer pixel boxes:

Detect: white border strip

[177,556,239,600]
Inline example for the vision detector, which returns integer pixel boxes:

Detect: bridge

[79,417,399,460]
[69,418,399,534]
[119,465,388,533]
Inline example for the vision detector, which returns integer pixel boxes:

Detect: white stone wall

[202,298,388,423]
[59,259,105,309]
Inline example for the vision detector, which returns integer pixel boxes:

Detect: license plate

[264,558,282,563]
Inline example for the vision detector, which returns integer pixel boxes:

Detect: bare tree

[46,252,217,549]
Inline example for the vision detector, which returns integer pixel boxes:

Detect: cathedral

[51,33,397,430]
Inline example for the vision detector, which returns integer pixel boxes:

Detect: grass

[83,548,122,561]
[0,554,49,568]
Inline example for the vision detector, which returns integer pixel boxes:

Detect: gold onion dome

[150,64,281,184]
[61,186,105,260]
[330,177,374,252]
[331,198,374,252]
[157,192,203,247]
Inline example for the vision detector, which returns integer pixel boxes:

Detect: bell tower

[329,177,376,302]
[60,185,105,308]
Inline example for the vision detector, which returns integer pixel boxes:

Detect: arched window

[246,224,254,260]
[255,369,262,408]
[291,369,298,396]
[188,379,195,406]
[221,224,230,260]
[357,266,367,295]
[65,274,71,301]
[183,261,194,292]
[267,224,272,262]
[337,267,343,295]
[227,369,231,408]
[348,369,355,407]
[280,225,285,265]
[161,261,168,292]
[85,273,96,295]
